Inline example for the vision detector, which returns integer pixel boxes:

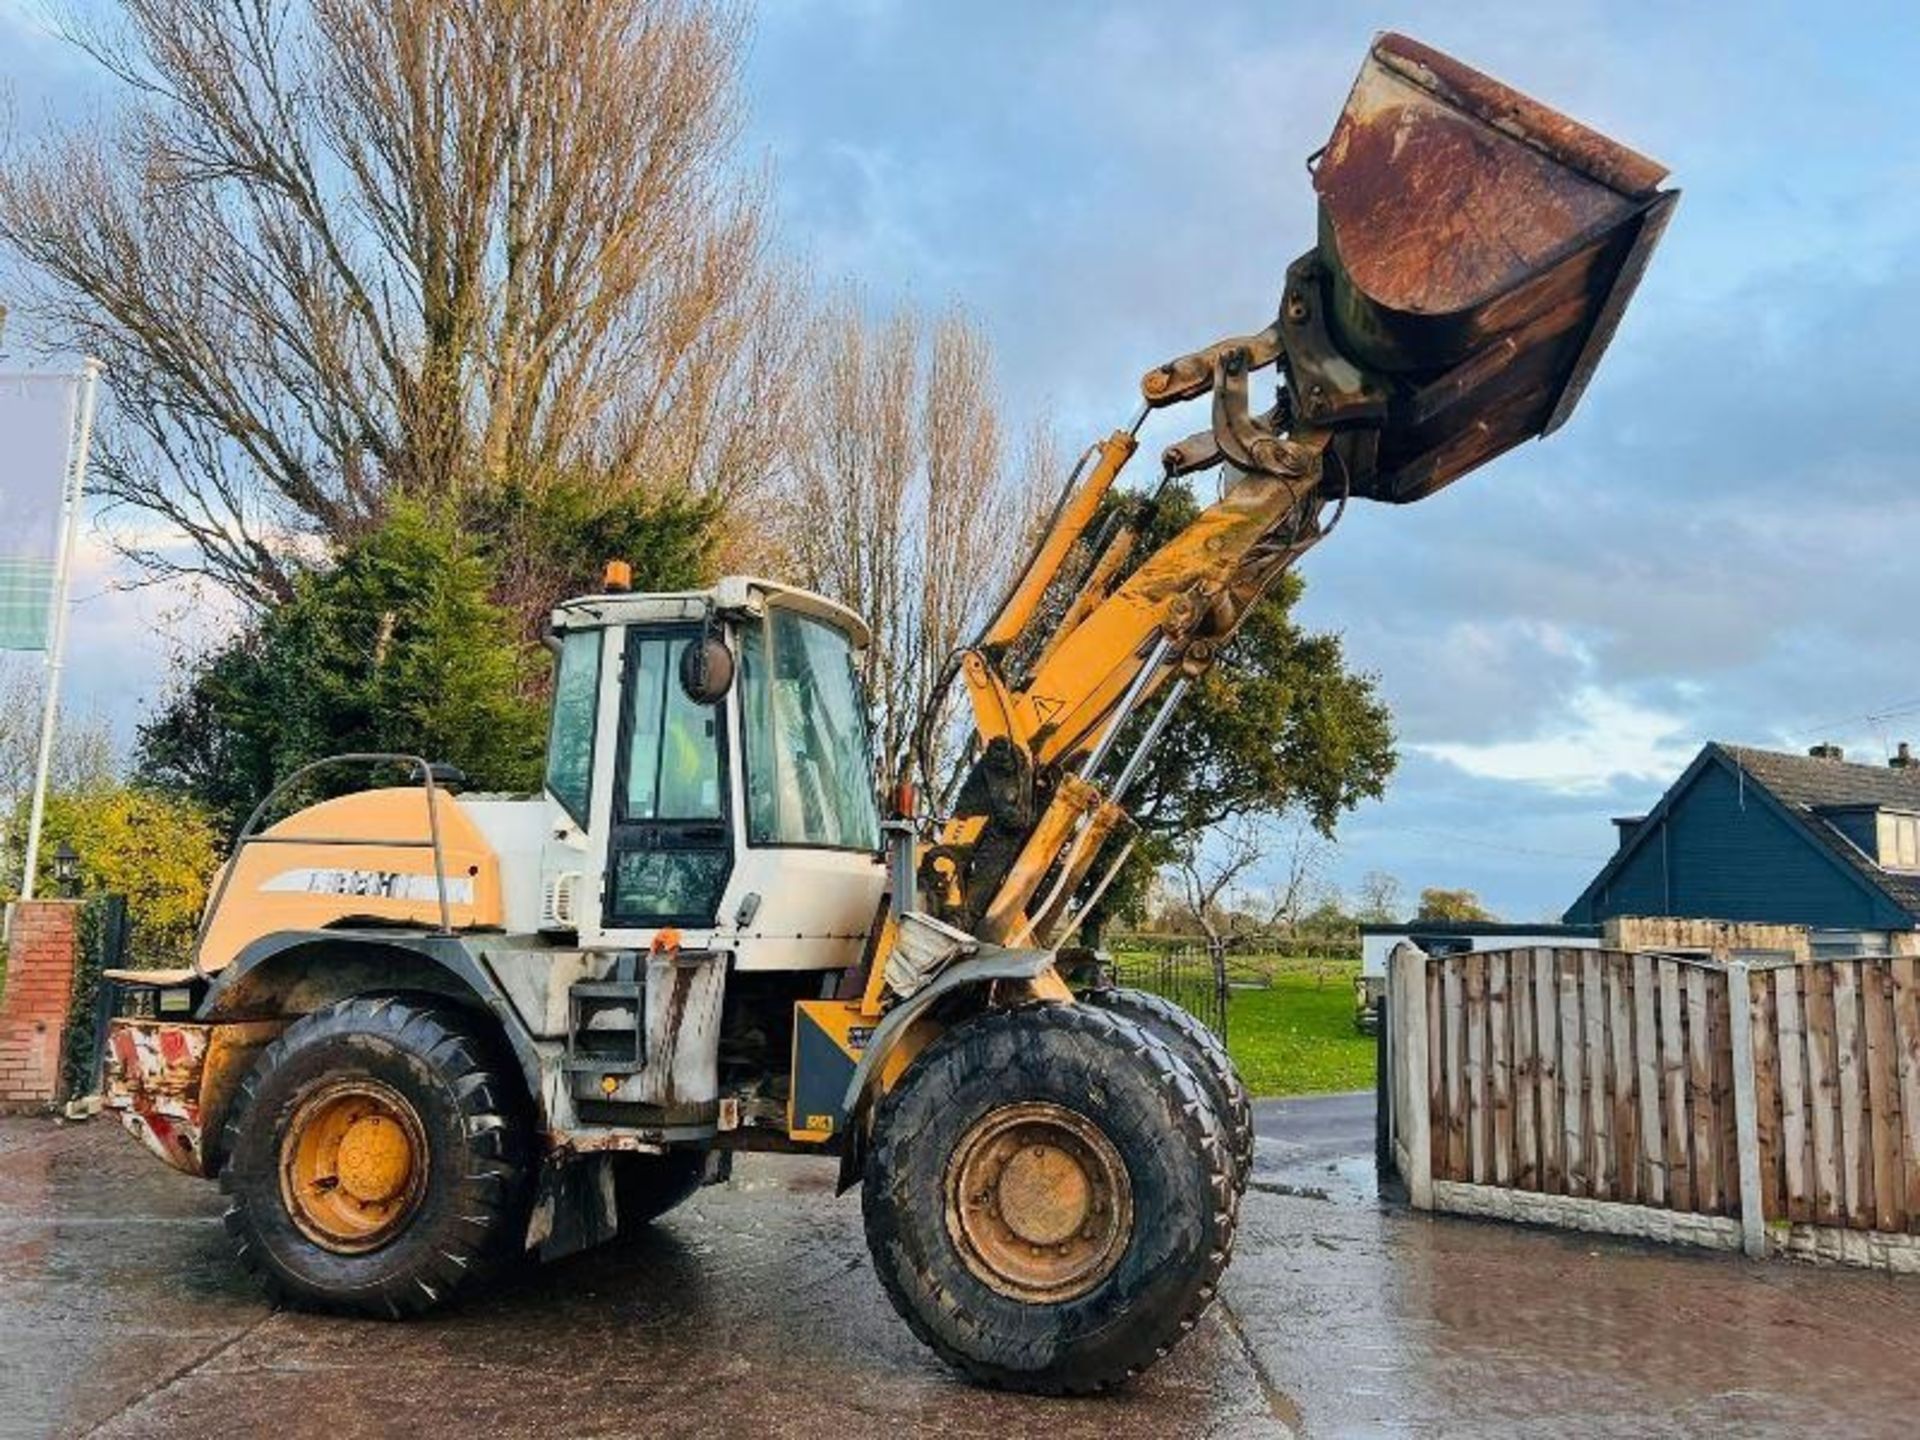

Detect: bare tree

[1169,816,1268,948]
[777,289,1053,785]
[1356,869,1405,924]
[1162,813,1329,942]
[1257,819,1330,934]
[0,0,800,604]
[0,658,116,810]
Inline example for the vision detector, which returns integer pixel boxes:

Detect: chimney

[1893,742,1916,770]
[1809,742,1844,761]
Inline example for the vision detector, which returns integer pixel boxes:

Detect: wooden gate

[1386,944,1920,1269]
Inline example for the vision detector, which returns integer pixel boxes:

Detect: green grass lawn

[1114,952,1374,1098]
[1225,969,1375,1098]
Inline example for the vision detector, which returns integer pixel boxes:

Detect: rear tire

[1083,985,1254,1191]
[862,1004,1235,1394]
[218,995,530,1317]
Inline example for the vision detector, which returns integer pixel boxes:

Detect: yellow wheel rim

[280,1078,429,1253]
[945,1102,1133,1303]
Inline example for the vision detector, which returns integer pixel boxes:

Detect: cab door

[603,626,733,929]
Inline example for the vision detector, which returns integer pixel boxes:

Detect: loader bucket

[1310,32,1676,503]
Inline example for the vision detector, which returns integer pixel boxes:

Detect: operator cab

[539,575,886,972]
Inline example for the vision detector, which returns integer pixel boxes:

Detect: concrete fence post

[1390,941,1433,1210]
[1725,959,1767,1258]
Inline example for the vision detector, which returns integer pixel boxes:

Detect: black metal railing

[66,892,130,1100]
[1109,940,1230,1039]
[191,753,457,980]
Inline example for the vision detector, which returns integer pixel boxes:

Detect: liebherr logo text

[261,868,476,903]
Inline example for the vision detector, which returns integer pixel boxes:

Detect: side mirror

[416,761,468,792]
[679,634,735,705]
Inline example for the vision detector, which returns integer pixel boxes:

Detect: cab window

[606,628,731,927]
[621,636,724,821]
[738,608,880,852]
[544,628,601,827]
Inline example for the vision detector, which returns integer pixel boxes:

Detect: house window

[1879,812,1920,871]
[1811,929,1892,960]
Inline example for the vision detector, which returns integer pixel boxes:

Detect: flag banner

[0,373,81,651]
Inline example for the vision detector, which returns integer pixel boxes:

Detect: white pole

[1726,958,1768,1259]
[20,359,101,902]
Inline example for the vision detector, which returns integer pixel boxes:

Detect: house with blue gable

[1565,742,1920,957]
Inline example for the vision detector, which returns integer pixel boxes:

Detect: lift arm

[923,340,1338,946]
[906,31,1678,957]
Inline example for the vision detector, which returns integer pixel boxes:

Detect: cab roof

[550,574,871,649]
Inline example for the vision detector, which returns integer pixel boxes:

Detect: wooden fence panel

[1632,951,1663,1204]
[1894,958,1920,1232]
[1466,953,1489,1184]
[1607,955,1639,1204]
[1403,950,1920,1243]
[1513,956,1538,1190]
[1834,963,1869,1227]
[1863,961,1903,1232]
[1443,957,1467,1180]
[1749,970,1783,1222]
[1558,951,1586,1196]
[1776,966,1812,1223]
[1659,960,1692,1211]
[1534,948,1562,1193]
[1427,962,1444,1180]
[1488,954,1513,1187]
[1805,964,1842,1225]
[1582,951,1610,1199]
[1718,970,1739,1208]
[1685,967,1720,1213]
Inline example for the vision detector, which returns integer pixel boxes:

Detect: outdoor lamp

[53,841,80,898]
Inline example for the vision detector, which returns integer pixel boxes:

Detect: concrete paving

[5,1095,1920,1438]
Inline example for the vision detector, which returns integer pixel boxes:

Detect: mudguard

[834,945,1062,1192]
[196,928,548,1122]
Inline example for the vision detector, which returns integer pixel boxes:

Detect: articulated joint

[1140,322,1283,408]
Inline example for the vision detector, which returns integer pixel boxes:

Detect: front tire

[862,1004,1235,1393]
[1083,985,1255,1191]
[219,995,530,1317]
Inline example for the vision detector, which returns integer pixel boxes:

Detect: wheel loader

[98,34,1674,1393]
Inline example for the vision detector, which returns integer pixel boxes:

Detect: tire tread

[217,995,529,1318]
[863,1003,1237,1394]
[1084,985,1256,1190]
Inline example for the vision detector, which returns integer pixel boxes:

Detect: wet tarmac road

[6,1098,1920,1438]
[0,1116,1283,1440]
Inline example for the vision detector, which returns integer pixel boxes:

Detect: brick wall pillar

[0,900,81,1110]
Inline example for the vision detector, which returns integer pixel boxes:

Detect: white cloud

[1417,686,1698,796]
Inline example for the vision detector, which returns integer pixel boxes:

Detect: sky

[4,0,1920,921]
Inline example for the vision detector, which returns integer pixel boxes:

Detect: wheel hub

[280,1079,429,1253]
[335,1114,412,1203]
[945,1101,1133,1303]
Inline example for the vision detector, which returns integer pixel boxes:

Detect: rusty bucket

[1309,32,1676,503]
